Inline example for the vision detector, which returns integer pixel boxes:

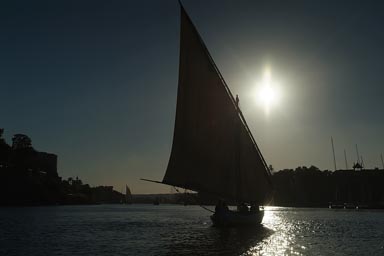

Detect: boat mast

[235,96,241,203]
[344,149,348,170]
[355,144,360,165]
[331,137,337,171]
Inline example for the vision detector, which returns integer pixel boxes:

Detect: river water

[0,205,383,255]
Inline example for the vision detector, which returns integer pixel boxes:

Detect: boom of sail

[163,4,273,205]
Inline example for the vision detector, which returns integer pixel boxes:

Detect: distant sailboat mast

[331,137,337,171]
[356,144,360,165]
[344,149,348,170]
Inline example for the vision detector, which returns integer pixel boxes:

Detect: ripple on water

[1,205,384,255]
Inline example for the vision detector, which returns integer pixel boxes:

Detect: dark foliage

[272,166,384,208]
[0,129,123,206]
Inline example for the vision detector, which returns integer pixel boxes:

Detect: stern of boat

[211,209,264,227]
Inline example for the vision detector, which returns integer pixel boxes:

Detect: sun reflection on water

[242,207,305,256]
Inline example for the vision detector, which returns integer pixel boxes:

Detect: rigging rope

[173,186,215,213]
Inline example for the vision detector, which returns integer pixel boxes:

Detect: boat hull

[210,210,264,227]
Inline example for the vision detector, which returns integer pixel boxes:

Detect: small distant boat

[142,1,273,226]
[329,202,384,210]
[153,197,160,205]
[344,203,356,209]
[328,203,344,209]
[329,202,359,210]
[125,185,133,204]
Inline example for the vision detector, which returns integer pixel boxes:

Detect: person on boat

[222,201,229,211]
[215,200,229,213]
[237,202,248,213]
[250,203,259,213]
[235,94,240,108]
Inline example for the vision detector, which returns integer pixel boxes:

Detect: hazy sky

[1,0,384,193]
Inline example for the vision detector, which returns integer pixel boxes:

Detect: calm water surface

[1,205,383,255]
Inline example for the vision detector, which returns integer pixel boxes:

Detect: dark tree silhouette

[0,128,6,145]
[12,134,33,150]
[0,129,11,163]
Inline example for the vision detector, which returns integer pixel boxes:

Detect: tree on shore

[12,134,33,150]
[0,129,11,163]
[0,128,6,145]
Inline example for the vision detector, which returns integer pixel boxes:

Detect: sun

[256,67,281,114]
[259,85,277,106]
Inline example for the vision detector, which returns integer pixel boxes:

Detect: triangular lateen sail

[163,4,272,205]
[125,185,132,203]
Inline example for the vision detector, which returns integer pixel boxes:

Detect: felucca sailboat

[143,1,273,226]
[125,185,132,204]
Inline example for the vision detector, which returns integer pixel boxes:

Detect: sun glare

[256,67,281,115]
[260,85,276,105]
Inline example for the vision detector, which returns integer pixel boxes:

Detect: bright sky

[1,0,384,193]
